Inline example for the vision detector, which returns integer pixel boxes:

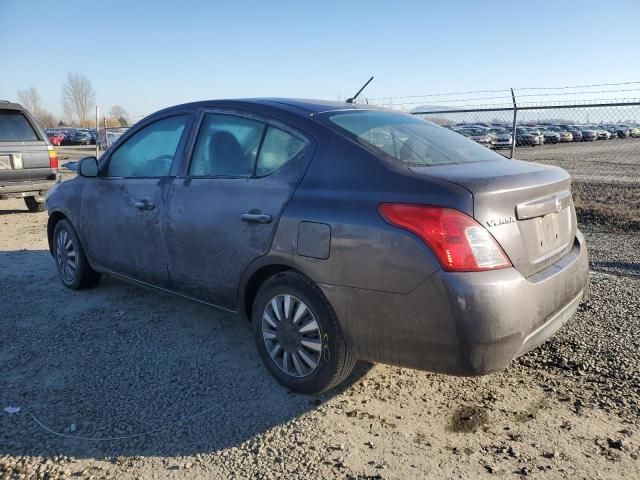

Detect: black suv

[0,101,61,212]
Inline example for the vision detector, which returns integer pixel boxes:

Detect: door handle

[134,200,155,210]
[241,212,272,223]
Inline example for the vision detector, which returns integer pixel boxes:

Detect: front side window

[326,110,502,166]
[106,115,187,177]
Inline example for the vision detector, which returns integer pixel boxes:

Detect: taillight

[378,203,512,272]
[47,146,59,170]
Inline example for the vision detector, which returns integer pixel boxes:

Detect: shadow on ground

[0,250,372,459]
[590,260,640,278]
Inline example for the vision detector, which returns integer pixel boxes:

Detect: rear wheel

[24,196,46,212]
[252,271,356,394]
[53,219,101,289]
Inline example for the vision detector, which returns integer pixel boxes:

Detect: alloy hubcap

[56,230,77,283]
[262,294,322,378]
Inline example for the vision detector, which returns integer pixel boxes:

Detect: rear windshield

[0,110,38,141]
[326,110,501,166]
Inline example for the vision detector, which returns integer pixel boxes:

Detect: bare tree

[37,111,58,129]
[108,105,129,127]
[16,86,58,128]
[17,87,42,114]
[62,73,95,127]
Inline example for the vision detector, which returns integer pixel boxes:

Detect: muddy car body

[45,99,589,393]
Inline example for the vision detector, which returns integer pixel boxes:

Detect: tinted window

[107,115,186,177]
[0,111,38,141]
[190,114,265,177]
[327,110,502,166]
[256,126,305,176]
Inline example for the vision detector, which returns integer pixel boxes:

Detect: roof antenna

[346,76,374,104]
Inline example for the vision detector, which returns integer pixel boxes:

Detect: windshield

[325,110,501,166]
[460,128,485,136]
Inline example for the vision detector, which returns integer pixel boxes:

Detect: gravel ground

[496,137,640,184]
[1,146,639,479]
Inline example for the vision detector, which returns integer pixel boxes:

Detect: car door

[162,110,313,309]
[80,113,191,287]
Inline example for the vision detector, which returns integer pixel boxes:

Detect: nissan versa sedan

[45,99,589,393]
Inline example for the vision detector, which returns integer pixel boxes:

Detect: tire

[24,196,46,212]
[252,271,356,394]
[53,219,101,290]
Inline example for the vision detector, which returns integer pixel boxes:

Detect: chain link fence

[367,94,640,277]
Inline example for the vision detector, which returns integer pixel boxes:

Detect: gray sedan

[45,99,589,393]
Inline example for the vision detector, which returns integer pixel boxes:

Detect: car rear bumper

[0,175,61,199]
[321,230,589,376]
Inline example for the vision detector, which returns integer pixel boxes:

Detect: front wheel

[53,219,101,289]
[252,271,356,394]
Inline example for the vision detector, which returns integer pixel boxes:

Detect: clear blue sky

[1,0,638,119]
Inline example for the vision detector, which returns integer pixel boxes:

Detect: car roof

[156,98,381,118]
[0,101,27,112]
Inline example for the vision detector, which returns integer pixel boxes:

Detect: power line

[516,81,640,91]
[367,88,511,101]
[516,88,640,98]
[368,81,640,104]
[372,95,512,106]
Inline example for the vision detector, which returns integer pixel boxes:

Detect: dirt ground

[1,151,639,479]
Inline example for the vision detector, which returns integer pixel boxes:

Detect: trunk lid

[410,159,577,277]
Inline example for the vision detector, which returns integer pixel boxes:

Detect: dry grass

[573,181,640,231]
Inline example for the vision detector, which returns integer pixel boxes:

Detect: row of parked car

[45,127,127,148]
[448,122,640,149]
[45,128,96,146]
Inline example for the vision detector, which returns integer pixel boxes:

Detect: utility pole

[95,106,99,158]
[510,88,517,159]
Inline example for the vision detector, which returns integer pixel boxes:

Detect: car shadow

[590,260,640,277]
[0,250,373,459]
[0,208,29,215]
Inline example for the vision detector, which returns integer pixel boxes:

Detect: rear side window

[107,115,187,177]
[256,126,305,176]
[327,110,502,166]
[190,113,308,177]
[0,110,38,141]
[190,114,265,177]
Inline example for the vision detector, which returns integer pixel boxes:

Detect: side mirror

[78,156,98,177]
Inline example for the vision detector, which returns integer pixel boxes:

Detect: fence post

[510,88,517,159]
[95,106,99,158]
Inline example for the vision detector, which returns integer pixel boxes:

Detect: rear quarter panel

[268,134,474,294]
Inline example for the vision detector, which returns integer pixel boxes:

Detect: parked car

[559,125,583,142]
[586,125,610,140]
[455,127,493,148]
[526,128,546,145]
[627,124,640,137]
[60,130,76,145]
[598,125,619,139]
[70,131,94,145]
[605,124,629,138]
[46,131,65,146]
[545,126,573,143]
[487,127,513,149]
[515,127,542,146]
[45,99,589,393]
[537,127,561,144]
[577,127,598,141]
[0,101,61,212]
